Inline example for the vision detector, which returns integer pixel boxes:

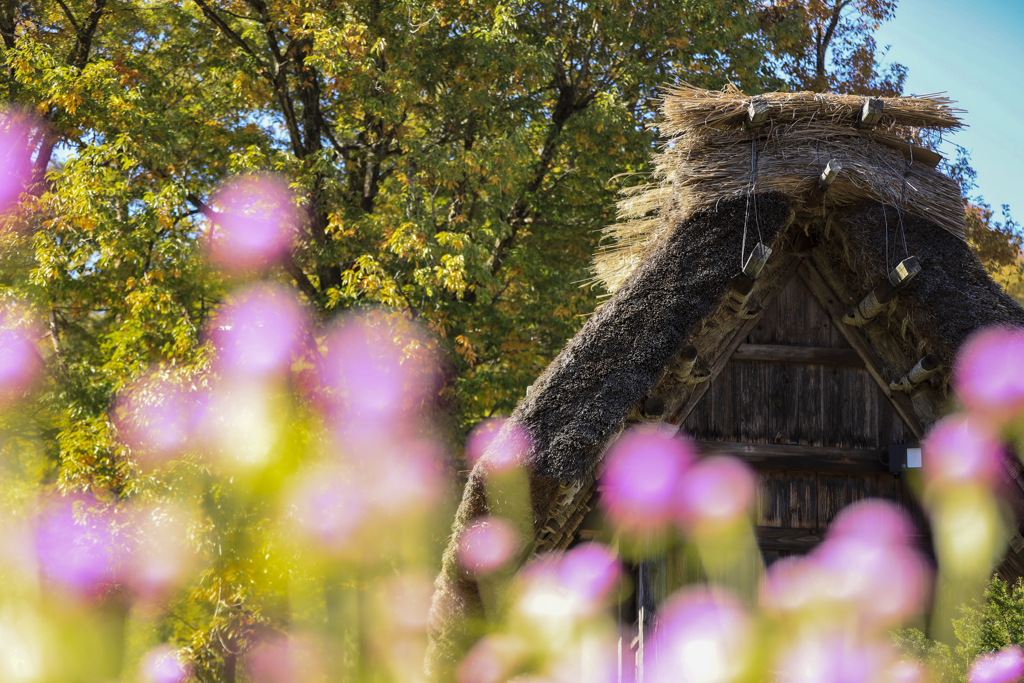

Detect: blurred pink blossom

[248,636,323,683]
[124,506,196,602]
[0,327,41,404]
[382,573,435,632]
[887,660,928,683]
[458,516,520,574]
[0,111,33,214]
[760,556,822,615]
[968,646,1024,683]
[648,589,752,683]
[34,496,121,598]
[829,499,917,549]
[776,633,894,683]
[286,465,368,554]
[600,429,696,534]
[322,317,436,439]
[557,542,622,604]
[673,455,756,532]
[923,415,1003,489]
[360,438,445,516]
[207,174,296,271]
[140,645,189,683]
[467,418,531,472]
[456,634,528,683]
[955,326,1024,425]
[115,376,206,467]
[212,284,305,379]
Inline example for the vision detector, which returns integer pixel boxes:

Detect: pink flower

[968,646,1024,683]
[140,645,189,683]
[887,660,928,683]
[458,516,520,574]
[776,633,895,683]
[456,635,528,683]
[0,112,33,215]
[34,496,121,598]
[558,542,622,604]
[600,429,696,534]
[212,284,305,380]
[248,636,323,683]
[828,499,917,549]
[466,418,531,472]
[955,326,1024,426]
[207,174,296,271]
[649,589,752,683]
[124,506,196,602]
[0,327,41,405]
[115,376,206,467]
[286,465,368,554]
[673,456,756,532]
[922,414,1003,489]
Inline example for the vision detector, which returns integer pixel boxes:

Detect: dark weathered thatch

[425,193,794,679]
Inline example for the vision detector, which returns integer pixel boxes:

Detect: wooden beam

[698,440,887,473]
[873,135,943,168]
[857,97,884,129]
[843,256,921,326]
[670,257,803,426]
[796,261,926,440]
[756,526,824,552]
[731,343,864,367]
[756,525,929,553]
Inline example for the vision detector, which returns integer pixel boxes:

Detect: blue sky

[875,0,1024,219]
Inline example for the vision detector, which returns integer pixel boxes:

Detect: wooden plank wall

[680,272,925,569]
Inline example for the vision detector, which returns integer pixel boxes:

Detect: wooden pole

[746,97,769,129]
[890,353,941,392]
[857,97,884,129]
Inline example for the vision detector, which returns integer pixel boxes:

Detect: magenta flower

[466,418,531,472]
[207,174,296,271]
[0,112,33,215]
[955,326,1024,426]
[458,516,521,574]
[649,589,752,683]
[248,636,323,683]
[558,542,622,604]
[775,633,893,683]
[286,465,368,554]
[456,635,528,683]
[673,455,756,532]
[923,414,1003,489]
[35,496,121,598]
[600,429,697,534]
[0,327,41,405]
[115,376,206,467]
[968,646,1024,683]
[828,499,916,549]
[212,284,305,379]
[322,317,436,439]
[140,645,189,683]
[365,438,444,515]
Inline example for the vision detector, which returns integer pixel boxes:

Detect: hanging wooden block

[857,97,884,129]
[742,242,772,279]
[843,256,921,326]
[817,159,842,190]
[746,97,769,129]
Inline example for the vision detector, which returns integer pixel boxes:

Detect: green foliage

[894,576,1024,683]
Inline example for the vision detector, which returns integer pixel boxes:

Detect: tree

[758,0,907,94]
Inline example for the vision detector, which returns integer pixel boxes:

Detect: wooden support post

[843,256,921,326]
[890,354,941,392]
[746,97,769,129]
[857,97,884,129]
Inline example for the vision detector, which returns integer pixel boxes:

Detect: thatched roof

[595,85,967,294]
[426,86,1024,679]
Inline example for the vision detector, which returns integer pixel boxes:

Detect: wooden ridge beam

[731,343,864,366]
[698,440,887,473]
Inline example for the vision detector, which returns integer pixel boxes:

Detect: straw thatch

[594,85,967,294]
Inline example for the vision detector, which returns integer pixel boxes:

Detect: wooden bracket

[857,97,884,129]
[807,159,843,208]
[890,354,940,392]
[670,344,700,382]
[843,256,921,326]
[746,97,769,129]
